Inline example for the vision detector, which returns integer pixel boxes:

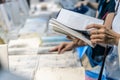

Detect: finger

[86,24,104,29]
[90,29,98,35]
[49,47,58,52]
[91,39,104,44]
[77,40,86,46]
[66,36,73,40]
[90,34,106,40]
[90,29,106,36]
[58,44,65,54]
[60,46,71,54]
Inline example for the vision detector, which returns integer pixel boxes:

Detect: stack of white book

[49,9,104,47]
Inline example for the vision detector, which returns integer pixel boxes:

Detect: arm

[75,1,98,10]
[103,13,115,29]
[87,2,98,10]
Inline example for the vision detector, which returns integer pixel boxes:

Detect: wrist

[84,1,89,6]
[72,41,78,47]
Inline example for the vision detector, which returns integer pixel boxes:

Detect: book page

[35,67,85,80]
[50,19,94,47]
[57,9,104,30]
[0,44,9,70]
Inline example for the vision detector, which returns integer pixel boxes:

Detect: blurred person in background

[0,0,5,3]
[26,0,30,8]
[74,0,96,16]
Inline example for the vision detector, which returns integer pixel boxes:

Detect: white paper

[0,44,9,70]
[8,38,40,55]
[57,9,104,30]
[35,67,85,80]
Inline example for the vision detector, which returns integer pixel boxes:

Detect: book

[49,9,104,47]
[8,38,40,55]
[35,67,85,80]
[0,44,9,70]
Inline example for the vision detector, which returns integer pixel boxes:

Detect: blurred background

[0,0,97,80]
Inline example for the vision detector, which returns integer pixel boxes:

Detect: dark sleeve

[98,0,103,11]
[107,0,116,13]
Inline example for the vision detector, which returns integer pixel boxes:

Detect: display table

[9,51,85,80]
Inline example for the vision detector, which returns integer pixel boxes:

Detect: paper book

[0,44,9,70]
[35,67,85,80]
[8,38,40,55]
[49,9,104,47]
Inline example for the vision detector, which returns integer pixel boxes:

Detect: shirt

[112,3,120,34]
[98,0,116,20]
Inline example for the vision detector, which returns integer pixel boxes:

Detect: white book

[49,9,104,47]
[35,67,85,80]
[0,44,9,70]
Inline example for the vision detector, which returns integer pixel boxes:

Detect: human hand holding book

[49,9,104,48]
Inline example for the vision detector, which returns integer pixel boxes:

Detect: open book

[49,9,104,47]
[35,67,85,80]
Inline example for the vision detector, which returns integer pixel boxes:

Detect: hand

[66,36,87,46]
[75,1,89,8]
[86,24,120,45]
[49,42,76,54]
